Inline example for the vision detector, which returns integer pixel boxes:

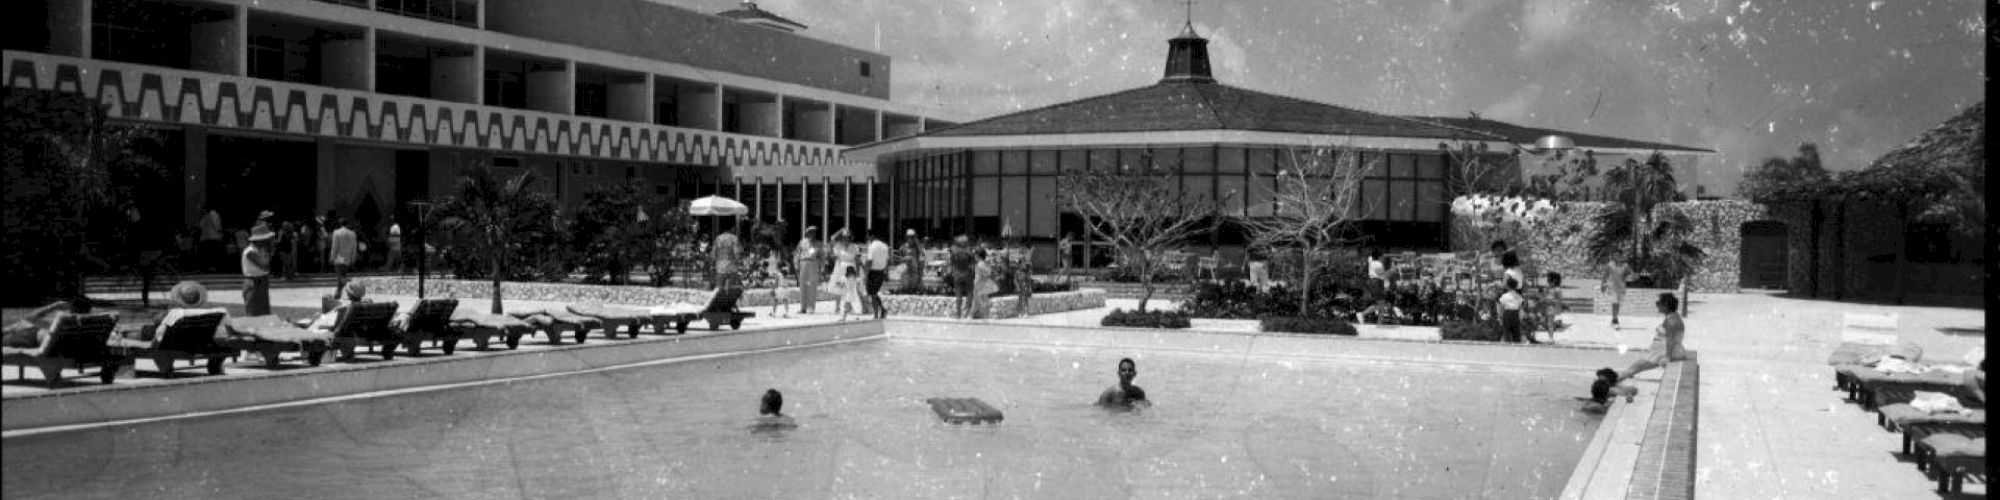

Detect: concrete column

[866,176,875,233]
[190,6,245,75]
[321,34,374,91]
[182,129,209,225]
[818,176,829,239]
[47,0,88,57]
[872,110,884,143]
[608,76,651,123]
[432,48,481,104]
[527,62,573,114]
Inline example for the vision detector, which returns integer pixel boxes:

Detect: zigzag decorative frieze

[4,52,858,168]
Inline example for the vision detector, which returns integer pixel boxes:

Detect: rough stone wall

[1448,201,1612,281]
[1655,200,1768,294]
[1763,203,1815,294]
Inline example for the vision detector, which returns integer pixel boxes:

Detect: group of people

[716,226,1036,321]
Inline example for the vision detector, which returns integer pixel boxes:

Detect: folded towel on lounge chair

[450,311,530,330]
[224,316,333,344]
[1828,342,1889,366]
[1909,391,1973,415]
[567,304,652,321]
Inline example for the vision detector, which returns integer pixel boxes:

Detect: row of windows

[930,147,1449,179]
[891,147,1456,232]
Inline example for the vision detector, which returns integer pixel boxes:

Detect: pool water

[2,339,1601,499]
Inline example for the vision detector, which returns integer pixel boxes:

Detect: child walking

[837,265,865,321]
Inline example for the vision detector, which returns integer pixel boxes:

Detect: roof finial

[1183,0,1196,31]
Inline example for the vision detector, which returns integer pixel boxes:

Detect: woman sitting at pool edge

[1097,358,1149,409]
[1618,293,1689,382]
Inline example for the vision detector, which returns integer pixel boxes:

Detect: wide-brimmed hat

[169,281,207,307]
[257,210,275,221]
[342,282,367,301]
[248,225,277,242]
[905,229,917,236]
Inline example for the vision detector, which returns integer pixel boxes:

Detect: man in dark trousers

[865,231,892,318]
[242,224,276,316]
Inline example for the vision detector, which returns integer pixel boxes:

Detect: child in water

[1578,368,1636,412]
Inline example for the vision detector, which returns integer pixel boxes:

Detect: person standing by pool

[329,218,358,296]
[1247,247,1272,292]
[1057,232,1075,280]
[763,248,791,319]
[865,231,891,319]
[970,245,997,319]
[1367,249,1390,290]
[1097,358,1150,409]
[713,228,742,289]
[948,235,977,318]
[898,229,925,294]
[1599,253,1631,326]
[1617,293,1688,382]
[795,227,823,315]
[241,224,276,316]
[1498,277,1534,343]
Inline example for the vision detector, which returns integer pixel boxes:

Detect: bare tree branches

[1240,146,1374,316]
[1055,157,1224,311]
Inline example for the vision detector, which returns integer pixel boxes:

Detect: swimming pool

[1,338,1601,498]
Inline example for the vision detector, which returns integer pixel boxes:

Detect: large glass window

[972,177,999,217]
[1364,179,1388,220]
[1002,150,1029,176]
[1208,146,1240,174]
[1031,150,1058,175]
[1028,176,1058,238]
[1088,149,1117,172]
[1060,149,1085,173]
[1243,148,1271,175]
[1151,147,1182,174]
[1185,147,1215,176]
[1003,175,1030,234]
[1417,182,1446,222]
[971,150,1000,176]
[1218,175,1247,217]
[1391,179,1417,221]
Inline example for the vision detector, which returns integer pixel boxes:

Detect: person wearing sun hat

[241,224,276,316]
[131,281,228,342]
[303,282,368,336]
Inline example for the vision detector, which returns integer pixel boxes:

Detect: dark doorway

[1740,220,1788,289]
[393,149,429,224]
[206,134,316,227]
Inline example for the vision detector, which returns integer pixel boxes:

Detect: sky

[663,0,1984,196]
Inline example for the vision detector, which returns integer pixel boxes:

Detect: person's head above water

[1117,358,1137,385]
[760,389,783,416]
[1656,293,1679,314]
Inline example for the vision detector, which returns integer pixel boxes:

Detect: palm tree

[1583,204,1706,292]
[432,167,559,314]
[1600,152,1684,259]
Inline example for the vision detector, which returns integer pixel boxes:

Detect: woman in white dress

[829,230,859,317]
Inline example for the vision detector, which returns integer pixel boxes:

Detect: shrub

[1439,320,1504,342]
[1100,308,1191,329]
[1259,316,1358,335]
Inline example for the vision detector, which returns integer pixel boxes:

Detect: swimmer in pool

[1097,358,1150,409]
[752,389,797,431]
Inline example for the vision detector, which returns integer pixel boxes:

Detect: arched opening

[1739,220,1788,290]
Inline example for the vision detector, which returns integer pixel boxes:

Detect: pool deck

[5,283,1985,499]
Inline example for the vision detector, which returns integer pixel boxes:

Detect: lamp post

[409,200,436,299]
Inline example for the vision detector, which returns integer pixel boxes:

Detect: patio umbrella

[688,195,748,236]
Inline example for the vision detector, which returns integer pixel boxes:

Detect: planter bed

[356,277,799,308]
[878,289,1107,318]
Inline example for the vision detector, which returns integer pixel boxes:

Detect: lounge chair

[1915,434,1986,493]
[650,287,756,334]
[449,311,534,350]
[566,303,654,339]
[1877,370,1984,454]
[398,298,463,356]
[1850,368,1968,409]
[1,313,123,388]
[325,302,403,361]
[122,311,234,376]
[507,308,602,344]
[219,316,334,368]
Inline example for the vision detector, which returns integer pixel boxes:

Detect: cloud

[1483,83,1545,121]
[1519,0,1587,56]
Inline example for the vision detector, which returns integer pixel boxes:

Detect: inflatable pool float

[927,397,1004,425]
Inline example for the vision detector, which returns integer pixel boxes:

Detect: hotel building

[4,0,953,239]
[847,24,1713,267]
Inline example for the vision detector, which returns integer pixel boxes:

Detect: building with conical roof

[848,23,1711,266]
